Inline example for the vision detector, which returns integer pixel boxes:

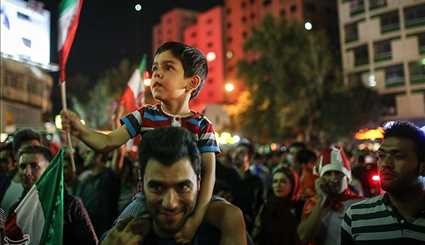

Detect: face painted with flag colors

[19,153,49,190]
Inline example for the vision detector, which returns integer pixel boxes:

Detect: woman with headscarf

[252,166,301,245]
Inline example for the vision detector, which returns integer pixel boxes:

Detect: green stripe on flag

[59,0,77,14]
[138,54,147,72]
[37,149,64,245]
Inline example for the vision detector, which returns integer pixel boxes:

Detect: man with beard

[103,127,246,244]
[298,147,360,245]
[341,121,425,244]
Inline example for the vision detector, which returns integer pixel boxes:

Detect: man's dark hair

[236,139,255,158]
[139,127,201,179]
[295,149,317,165]
[154,41,208,99]
[289,142,306,151]
[383,121,425,162]
[13,128,41,153]
[0,142,15,161]
[18,145,53,163]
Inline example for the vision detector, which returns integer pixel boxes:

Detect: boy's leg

[206,200,247,245]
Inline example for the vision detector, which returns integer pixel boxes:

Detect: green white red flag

[5,149,65,245]
[119,55,148,112]
[58,0,84,82]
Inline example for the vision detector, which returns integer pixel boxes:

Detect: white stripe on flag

[58,4,78,49]
[15,185,45,245]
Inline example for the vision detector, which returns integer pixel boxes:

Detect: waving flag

[119,55,147,112]
[58,0,84,82]
[5,149,64,245]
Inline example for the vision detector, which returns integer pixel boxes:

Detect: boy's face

[151,50,193,103]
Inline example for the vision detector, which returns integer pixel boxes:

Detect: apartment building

[339,0,425,121]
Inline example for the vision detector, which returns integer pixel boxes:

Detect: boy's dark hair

[383,121,425,162]
[155,42,208,99]
[18,145,52,163]
[295,149,317,165]
[139,127,201,179]
[13,128,41,153]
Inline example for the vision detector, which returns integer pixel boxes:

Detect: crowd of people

[1,41,424,244]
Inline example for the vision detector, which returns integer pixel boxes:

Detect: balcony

[369,0,386,10]
[350,0,365,16]
[374,52,392,62]
[405,17,425,29]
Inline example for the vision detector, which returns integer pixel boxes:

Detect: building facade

[0,58,53,132]
[223,0,338,100]
[339,0,425,121]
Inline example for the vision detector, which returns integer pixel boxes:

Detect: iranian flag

[58,0,84,82]
[119,55,148,112]
[5,149,65,245]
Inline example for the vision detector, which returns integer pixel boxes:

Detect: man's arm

[61,110,130,152]
[297,196,329,242]
[175,152,216,243]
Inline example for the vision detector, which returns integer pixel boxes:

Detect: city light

[135,4,142,11]
[371,175,380,182]
[217,132,240,145]
[144,78,151,86]
[0,133,8,142]
[304,21,312,30]
[206,52,216,62]
[368,74,377,87]
[226,51,233,59]
[224,82,235,92]
[55,115,62,130]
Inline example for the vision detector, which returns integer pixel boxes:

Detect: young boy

[61,42,247,245]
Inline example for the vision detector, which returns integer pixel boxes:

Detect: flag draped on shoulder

[58,0,84,82]
[5,149,65,245]
[119,55,147,113]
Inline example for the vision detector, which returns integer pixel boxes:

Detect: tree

[69,58,136,129]
[237,15,380,143]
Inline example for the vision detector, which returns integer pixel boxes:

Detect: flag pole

[60,81,76,174]
[58,0,84,175]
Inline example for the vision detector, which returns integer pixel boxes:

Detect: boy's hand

[60,110,85,137]
[175,216,199,244]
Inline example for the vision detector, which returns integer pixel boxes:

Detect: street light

[206,52,216,62]
[135,4,142,11]
[224,82,235,92]
[304,21,312,30]
[144,78,151,86]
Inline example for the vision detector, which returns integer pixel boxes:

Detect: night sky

[41,0,223,76]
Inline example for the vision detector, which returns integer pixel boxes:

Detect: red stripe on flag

[5,212,25,242]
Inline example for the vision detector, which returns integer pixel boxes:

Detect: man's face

[232,146,250,172]
[377,137,421,193]
[19,153,49,190]
[321,170,347,195]
[143,157,199,237]
[151,50,192,103]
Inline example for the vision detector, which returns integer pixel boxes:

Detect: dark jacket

[64,192,98,245]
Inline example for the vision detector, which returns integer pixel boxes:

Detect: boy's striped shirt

[120,104,220,153]
[341,194,425,245]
